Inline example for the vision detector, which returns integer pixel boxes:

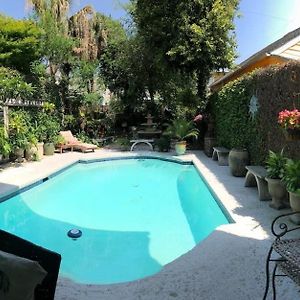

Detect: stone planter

[204,137,217,157]
[289,191,300,224]
[25,145,38,161]
[37,142,44,160]
[14,147,25,163]
[228,148,249,177]
[175,141,187,155]
[266,178,288,210]
[43,142,55,156]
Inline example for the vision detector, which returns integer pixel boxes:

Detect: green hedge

[211,62,300,165]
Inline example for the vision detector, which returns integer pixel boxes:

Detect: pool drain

[67,229,82,239]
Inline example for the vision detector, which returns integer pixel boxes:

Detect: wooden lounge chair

[59,130,97,153]
[0,230,61,300]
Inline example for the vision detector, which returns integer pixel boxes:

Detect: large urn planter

[289,191,300,224]
[204,137,217,157]
[228,148,249,177]
[43,142,55,156]
[266,178,288,210]
[175,141,187,155]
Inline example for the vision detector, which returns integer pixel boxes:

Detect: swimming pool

[0,157,229,284]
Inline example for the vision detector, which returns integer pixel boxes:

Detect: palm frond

[166,119,199,141]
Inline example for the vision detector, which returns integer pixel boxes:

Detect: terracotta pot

[266,178,288,210]
[289,191,300,224]
[175,141,187,155]
[228,148,249,177]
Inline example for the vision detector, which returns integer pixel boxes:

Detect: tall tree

[133,0,239,98]
[0,15,42,74]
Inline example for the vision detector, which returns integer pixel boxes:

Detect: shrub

[211,62,300,164]
[166,119,199,141]
[283,159,300,194]
[0,127,11,157]
[155,136,171,152]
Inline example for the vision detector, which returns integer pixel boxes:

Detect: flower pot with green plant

[166,119,199,155]
[0,127,11,161]
[8,110,29,162]
[278,109,300,141]
[155,136,171,152]
[265,150,288,210]
[25,132,38,161]
[35,103,60,156]
[11,133,27,162]
[43,121,59,155]
[282,159,300,224]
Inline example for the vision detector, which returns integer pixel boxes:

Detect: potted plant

[166,119,199,155]
[265,150,288,210]
[53,134,66,153]
[25,132,38,161]
[11,133,28,162]
[155,136,171,152]
[8,110,29,162]
[0,127,11,162]
[43,119,59,155]
[282,159,300,224]
[35,107,60,156]
[55,135,65,147]
[278,109,300,141]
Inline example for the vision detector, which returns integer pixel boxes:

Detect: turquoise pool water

[0,158,229,284]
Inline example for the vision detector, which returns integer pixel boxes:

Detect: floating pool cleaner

[67,229,82,239]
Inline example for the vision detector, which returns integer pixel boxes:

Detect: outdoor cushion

[0,250,47,300]
[59,131,97,151]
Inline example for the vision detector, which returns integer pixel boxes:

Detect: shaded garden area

[0,0,238,160]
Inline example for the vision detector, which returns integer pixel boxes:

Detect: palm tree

[69,6,107,62]
[27,0,71,22]
[27,0,108,123]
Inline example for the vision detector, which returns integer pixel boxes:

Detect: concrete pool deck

[0,149,299,299]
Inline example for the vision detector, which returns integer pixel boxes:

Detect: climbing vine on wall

[211,62,300,165]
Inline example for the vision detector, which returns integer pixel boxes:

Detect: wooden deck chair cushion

[0,250,47,300]
[59,131,79,144]
[74,143,97,150]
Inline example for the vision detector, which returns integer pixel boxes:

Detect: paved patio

[0,149,299,299]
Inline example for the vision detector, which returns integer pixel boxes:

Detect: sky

[1,0,300,64]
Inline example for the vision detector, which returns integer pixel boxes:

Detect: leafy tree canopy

[132,0,239,97]
[0,67,35,100]
[0,15,42,74]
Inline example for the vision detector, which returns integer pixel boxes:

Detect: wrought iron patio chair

[263,211,300,300]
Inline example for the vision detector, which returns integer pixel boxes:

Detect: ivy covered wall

[211,62,300,165]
